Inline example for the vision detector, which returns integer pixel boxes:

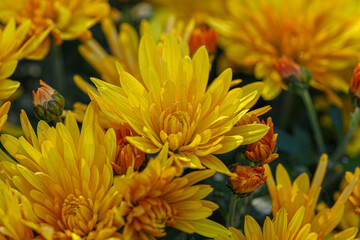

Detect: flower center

[164,112,186,135]
[160,110,191,151]
[60,194,95,236]
[128,198,176,238]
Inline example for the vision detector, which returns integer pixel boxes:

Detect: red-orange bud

[273,57,302,81]
[189,25,217,56]
[112,123,146,175]
[228,164,267,197]
[245,117,278,165]
[350,63,360,106]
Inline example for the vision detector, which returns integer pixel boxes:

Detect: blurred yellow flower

[265,154,359,238]
[209,0,360,104]
[114,147,230,239]
[0,0,110,56]
[0,180,35,240]
[0,18,50,100]
[145,0,227,20]
[0,102,123,239]
[90,33,269,175]
[215,206,358,240]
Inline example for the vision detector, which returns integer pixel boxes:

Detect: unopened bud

[112,123,146,175]
[33,80,64,123]
[189,24,217,56]
[245,117,278,165]
[273,57,310,88]
[350,63,360,107]
[227,164,267,197]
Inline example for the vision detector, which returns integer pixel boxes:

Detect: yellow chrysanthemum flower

[0,180,35,240]
[0,102,123,239]
[209,0,360,104]
[0,18,50,100]
[265,154,359,239]
[0,0,110,56]
[114,146,230,239]
[73,14,195,127]
[90,33,269,175]
[215,207,358,240]
[216,207,318,240]
[322,176,360,238]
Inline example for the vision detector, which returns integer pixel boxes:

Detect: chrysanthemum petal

[200,154,231,175]
[226,123,269,145]
[126,136,161,154]
[189,219,231,238]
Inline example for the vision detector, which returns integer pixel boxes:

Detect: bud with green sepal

[33,80,65,123]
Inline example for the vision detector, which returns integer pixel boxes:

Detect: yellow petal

[189,219,231,238]
[200,154,231,175]
[126,136,161,154]
[0,79,20,100]
[226,123,269,145]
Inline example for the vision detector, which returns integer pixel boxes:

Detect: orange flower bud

[350,63,360,106]
[245,117,278,165]
[188,24,217,56]
[228,164,267,197]
[112,123,146,175]
[273,57,302,80]
[33,80,64,123]
[273,57,310,87]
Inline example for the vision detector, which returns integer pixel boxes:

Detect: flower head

[0,0,110,55]
[114,147,230,239]
[210,0,360,104]
[227,164,267,197]
[242,116,278,165]
[350,63,360,106]
[32,80,65,123]
[216,207,319,240]
[265,154,359,238]
[90,33,269,175]
[0,102,123,239]
[189,24,217,56]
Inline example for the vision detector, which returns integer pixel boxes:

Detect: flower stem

[51,39,67,98]
[330,107,360,163]
[299,89,326,154]
[227,193,238,227]
[236,197,250,230]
